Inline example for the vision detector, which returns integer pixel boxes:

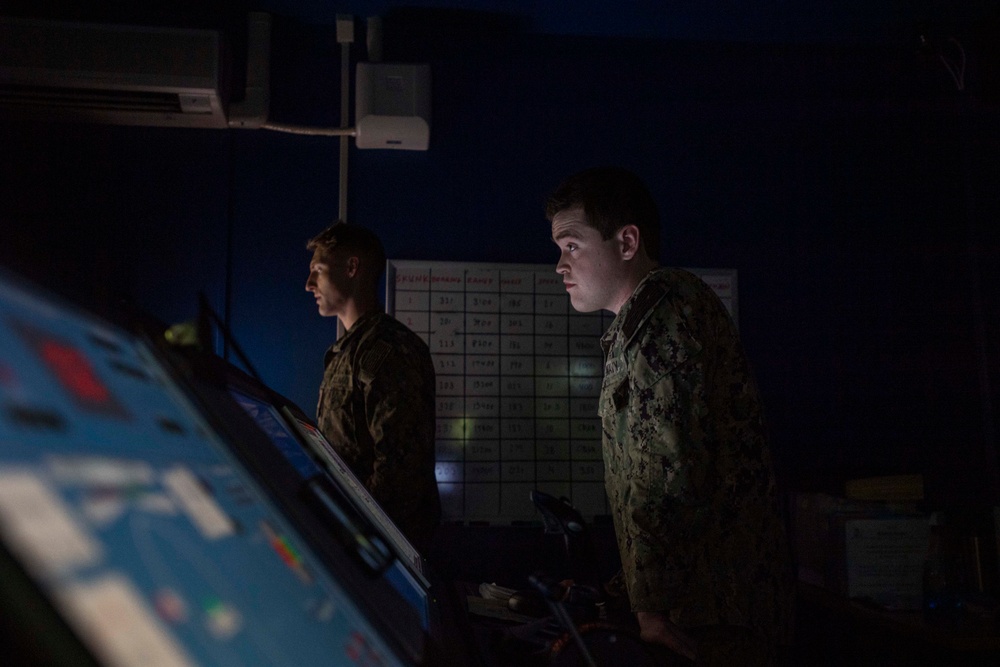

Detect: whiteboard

[386,261,737,524]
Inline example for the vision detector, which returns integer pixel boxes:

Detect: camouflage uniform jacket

[317,310,441,550]
[599,267,793,645]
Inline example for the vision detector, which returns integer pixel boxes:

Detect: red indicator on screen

[271,534,299,568]
[0,363,15,388]
[12,319,128,418]
[40,340,112,404]
[260,521,312,584]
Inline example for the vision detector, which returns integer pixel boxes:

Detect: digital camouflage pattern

[599,267,794,648]
[317,311,441,551]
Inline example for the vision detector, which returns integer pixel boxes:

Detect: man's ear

[345,255,360,277]
[618,225,641,260]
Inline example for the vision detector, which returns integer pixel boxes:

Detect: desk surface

[798,581,1000,653]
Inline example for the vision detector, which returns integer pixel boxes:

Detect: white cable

[260,122,356,136]
[938,37,966,92]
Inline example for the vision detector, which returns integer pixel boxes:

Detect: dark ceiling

[2,1,998,45]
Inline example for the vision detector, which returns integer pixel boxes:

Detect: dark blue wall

[2,6,999,506]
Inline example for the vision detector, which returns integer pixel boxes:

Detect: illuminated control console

[0,271,424,666]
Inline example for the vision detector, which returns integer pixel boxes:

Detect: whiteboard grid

[386,261,737,525]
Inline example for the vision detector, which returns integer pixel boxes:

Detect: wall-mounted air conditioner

[0,16,232,129]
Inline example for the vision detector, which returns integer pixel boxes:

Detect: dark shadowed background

[2,0,998,513]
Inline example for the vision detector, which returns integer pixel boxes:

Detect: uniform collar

[601,268,668,354]
[326,310,382,357]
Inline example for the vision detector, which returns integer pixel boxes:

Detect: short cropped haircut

[544,166,660,262]
[306,221,387,279]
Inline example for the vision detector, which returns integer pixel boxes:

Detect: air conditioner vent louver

[0,16,228,128]
[0,84,186,114]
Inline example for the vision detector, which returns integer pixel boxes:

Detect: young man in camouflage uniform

[306,222,441,552]
[546,167,794,665]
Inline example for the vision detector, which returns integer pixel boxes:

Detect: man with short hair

[546,167,794,665]
[306,221,441,552]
